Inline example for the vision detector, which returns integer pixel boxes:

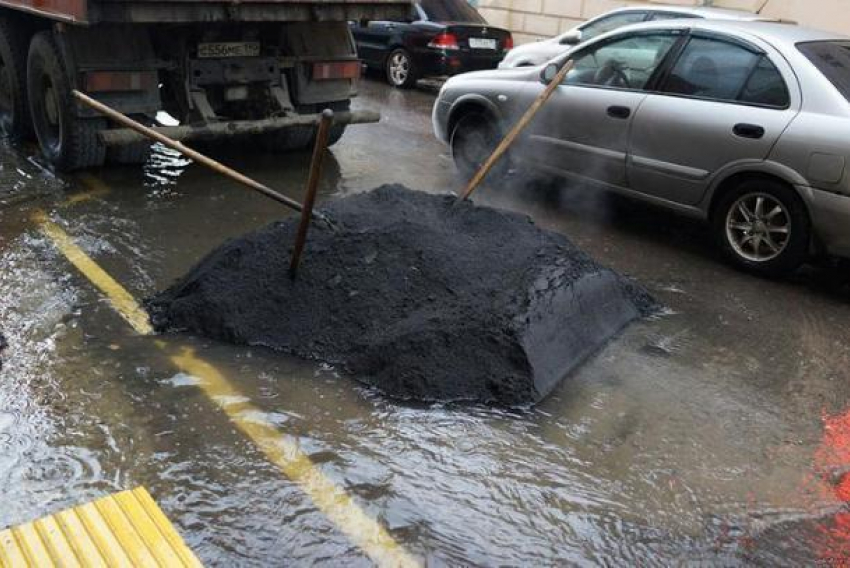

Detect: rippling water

[2,82,850,565]
[0,230,120,523]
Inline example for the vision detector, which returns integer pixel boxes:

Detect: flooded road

[2,78,850,565]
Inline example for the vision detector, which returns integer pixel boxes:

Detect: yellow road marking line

[34,211,154,335]
[34,210,420,568]
[64,176,111,207]
[166,343,418,567]
[63,174,112,206]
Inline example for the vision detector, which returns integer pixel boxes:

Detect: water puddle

[2,85,850,564]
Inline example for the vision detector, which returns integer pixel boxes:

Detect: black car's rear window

[420,0,485,23]
[798,41,850,102]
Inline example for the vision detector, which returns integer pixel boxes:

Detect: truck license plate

[469,38,497,50]
[197,42,260,58]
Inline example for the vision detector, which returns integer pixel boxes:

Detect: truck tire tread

[28,31,106,171]
[108,142,152,165]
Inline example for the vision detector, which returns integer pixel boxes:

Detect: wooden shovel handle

[458,60,575,202]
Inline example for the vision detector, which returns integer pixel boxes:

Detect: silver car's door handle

[607,106,631,120]
[733,123,765,140]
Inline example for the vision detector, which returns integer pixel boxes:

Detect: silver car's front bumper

[802,186,850,258]
[432,99,452,145]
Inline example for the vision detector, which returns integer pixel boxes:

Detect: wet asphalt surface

[2,77,850,565]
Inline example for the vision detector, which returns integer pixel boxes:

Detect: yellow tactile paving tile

[0,488,202,568]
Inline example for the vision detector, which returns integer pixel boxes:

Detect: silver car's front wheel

[725,193,791,262]
[450,111,505,181]
[714,179,810,276]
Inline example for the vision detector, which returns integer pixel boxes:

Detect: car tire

[107,141,152,165]
[28,32,106,171]
[450,112,505,181]
[0,16,32,141]
[260,126,315,152]
[326,123,346,147]
[385,48,417,89]
[105,114,152,165]
[713,178,810,276]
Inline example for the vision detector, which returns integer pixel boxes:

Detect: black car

[351,0,513,88]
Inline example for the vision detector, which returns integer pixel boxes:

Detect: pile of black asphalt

[147,185,657,406]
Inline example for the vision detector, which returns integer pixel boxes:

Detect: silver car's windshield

[798,41,850,102]
[579,11,647,42]
[419,0,485,23]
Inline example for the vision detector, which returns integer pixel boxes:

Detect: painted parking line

[63,174,112,206]
[34,209,420,568]
[166,343,417,567]
[34,212,154,335]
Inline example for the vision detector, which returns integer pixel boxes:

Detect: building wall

[477,0,850,45]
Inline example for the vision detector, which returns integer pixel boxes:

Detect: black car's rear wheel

[385,48,417,89]
[450,112,505,180]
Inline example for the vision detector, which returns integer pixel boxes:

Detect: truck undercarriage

[0,0,408,170]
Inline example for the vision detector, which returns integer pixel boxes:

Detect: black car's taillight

[428,33,460,50]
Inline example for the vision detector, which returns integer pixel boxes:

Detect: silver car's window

[580,12,648,41]
[419,0,485,23]
[798,41,850,102]
[738,57,790,108]
[564,34,678,90]
[662,37,761,102]
[647,12,700,22]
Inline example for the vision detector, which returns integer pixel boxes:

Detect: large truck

[0,0,409,170]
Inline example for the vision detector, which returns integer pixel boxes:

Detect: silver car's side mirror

[541,63,560,84]
[559,30,582,45]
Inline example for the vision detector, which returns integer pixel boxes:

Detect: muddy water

[2,79,850,565]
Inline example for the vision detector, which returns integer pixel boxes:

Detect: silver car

[499,5,770,69]
[433,21,850,275]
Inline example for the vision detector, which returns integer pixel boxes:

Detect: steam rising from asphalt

[467,106,621,222]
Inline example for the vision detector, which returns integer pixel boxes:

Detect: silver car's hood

[501,37,566,68]
[445,66,540,87]
[507,38,557,57]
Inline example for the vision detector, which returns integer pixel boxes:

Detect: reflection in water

[0,232,120,526]
[144,144,192,192]
[811,408,850,561]
[0,142,64,208]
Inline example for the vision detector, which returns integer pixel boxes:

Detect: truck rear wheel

[262,100,349,152]
[0,17,32,140]
[261,123,347,153]
[108,142,152,165]
[327,124,346,147]
[107,116,152,165]
[27,32,106,171]
[260,126,315,152]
